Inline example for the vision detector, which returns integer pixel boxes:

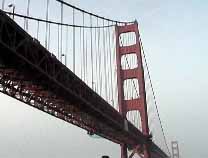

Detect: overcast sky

[0,0,208,158]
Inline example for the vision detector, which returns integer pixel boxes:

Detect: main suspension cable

[4,11,115,29]
[139,36,171,156]
[56,0,134,24]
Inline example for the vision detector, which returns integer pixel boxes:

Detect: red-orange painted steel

[115,22,150,158]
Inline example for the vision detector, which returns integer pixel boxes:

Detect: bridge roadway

[0,10,167,158]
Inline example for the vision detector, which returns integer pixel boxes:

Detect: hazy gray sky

[0,0,208,158]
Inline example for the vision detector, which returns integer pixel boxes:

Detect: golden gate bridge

[0,0,173,157]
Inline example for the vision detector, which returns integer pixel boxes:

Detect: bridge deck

[0,10,167,158]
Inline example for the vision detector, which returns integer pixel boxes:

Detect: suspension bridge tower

[115,21,151,158]
[171,141,179,158]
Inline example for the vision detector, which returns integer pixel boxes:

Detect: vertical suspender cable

[37,20,40,39]
[2,0,5,10]
[65,25,68,66]
[26,0,30,31]
[103,19,108,101]
[112,24,117,108]
[24,17,26,30]
[45,0,49,49]
[85,26,88,84]
[82,12,85,81]
[48,23,51,51]
[106,21,110,103]
[98,19,102,96]
[85,16,88,85]
[80,26,82,78]
[90,15,94,89]
[60,3,63,62]
[95,18,99,93]
[58,25,60,60]
[108,21,114,105]
[72,8,75,73]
